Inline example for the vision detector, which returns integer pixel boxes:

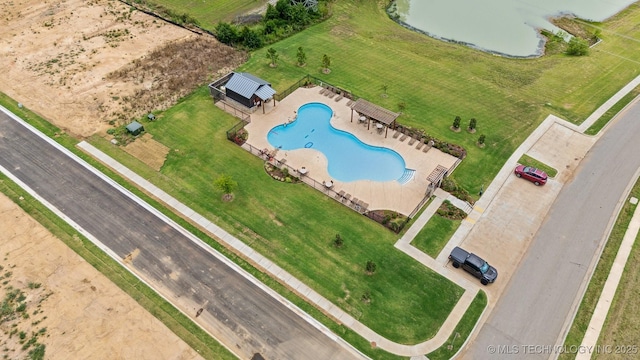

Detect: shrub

[361,291,371,303]
[333,234,343,248]
[215,22,238,46]
[365,260,377,275]
[478,134,486,145]
[566,37,589,56]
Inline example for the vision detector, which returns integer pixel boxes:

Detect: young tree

[381,84,388,97]
[478,134,486,145]
[333,234,343,248]
[361,290,371,303]
[566,37,589,56]
[214,174,238,201]
[321,54,331,74]
[468,118,477,131]
[365,260,377,275]
[452,116,461,129]
[296,46,306,66]
[266,48,279,67]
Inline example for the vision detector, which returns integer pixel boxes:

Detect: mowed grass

[594,225,640,359]
[238,0,640,197]
[412,215,461,258]
[148,0,270,28]
[427,291,488,360]
[559,179,640,360]
[585,84,640,135]
[89,87,464,344]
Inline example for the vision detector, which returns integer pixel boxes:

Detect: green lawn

[142,0,270,28]
[427,291,488,360]
[89,87,464,344]
[559,178,640,360]
[412,215,461,258]
[585,84,640,135]
[238,0,640,198]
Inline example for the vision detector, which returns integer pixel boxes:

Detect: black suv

[449,246,498,285]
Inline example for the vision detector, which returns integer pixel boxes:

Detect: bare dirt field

[0,0,246,138]
[0,192,203,360]
[0,0,249,358]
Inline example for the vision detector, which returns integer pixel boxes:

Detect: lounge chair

[392,130,401,139]
[328,92,336,99]
[416,142,424,150]
[335,190,345,200]
[319,88,326,95]
[408,138,416,145]
[423,145,430,153]
[335,95,343,102]
[346,100,353,106]
[399,134,408,141]
[350,197,359,208]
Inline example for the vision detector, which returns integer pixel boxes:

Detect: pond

[389,0,637,57]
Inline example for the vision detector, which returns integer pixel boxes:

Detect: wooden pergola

[349,98,400,138]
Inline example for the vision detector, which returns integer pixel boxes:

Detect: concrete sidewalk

[576,196,640,360]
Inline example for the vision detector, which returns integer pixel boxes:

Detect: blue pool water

[267,103,408,182]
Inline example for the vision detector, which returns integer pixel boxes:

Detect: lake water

[390,0,637,57]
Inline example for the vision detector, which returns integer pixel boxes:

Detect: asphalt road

[0,110,362,360]
[465,100,640,360]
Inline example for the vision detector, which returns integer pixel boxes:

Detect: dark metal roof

[126,121,143,132]
[254,85,276,100]
[225,72,275,100]
[349,98,399,125]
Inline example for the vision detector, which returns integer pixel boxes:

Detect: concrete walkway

[575,196,640,360]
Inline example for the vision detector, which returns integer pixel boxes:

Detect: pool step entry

[397,169,416,184]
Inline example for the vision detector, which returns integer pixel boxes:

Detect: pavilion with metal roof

[349,98,400,137]
[223,72,276,113]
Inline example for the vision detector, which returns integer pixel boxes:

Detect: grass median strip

[559,178,640,360]
[427,290,488,360]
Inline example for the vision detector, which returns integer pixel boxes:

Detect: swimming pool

[267,102,410,183]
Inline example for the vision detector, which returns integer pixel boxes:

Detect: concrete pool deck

[244,86,459,215]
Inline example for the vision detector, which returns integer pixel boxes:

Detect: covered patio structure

[349,98,400,138]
